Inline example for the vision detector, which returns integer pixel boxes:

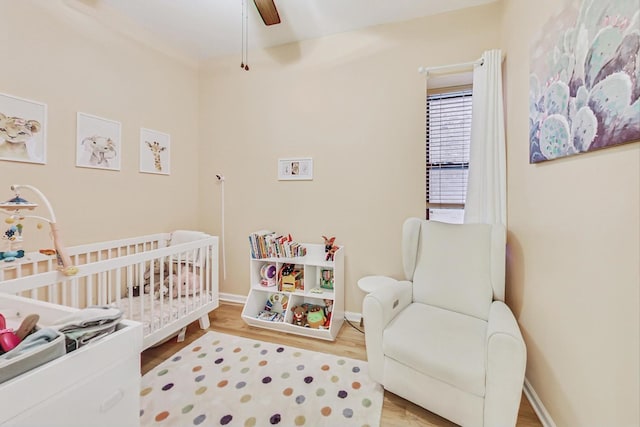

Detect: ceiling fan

[240,0,280,70]
[253,0,281,26]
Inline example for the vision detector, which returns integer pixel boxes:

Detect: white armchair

[363,218,526,427]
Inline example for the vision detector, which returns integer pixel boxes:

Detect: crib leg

[177,326,187,342]
[198,314,210,330]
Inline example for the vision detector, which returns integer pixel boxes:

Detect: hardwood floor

[141,302,542,427]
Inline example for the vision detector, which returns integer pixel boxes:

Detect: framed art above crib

[76,112,121,171]
[0,92,47,165]
[140,127,170,175]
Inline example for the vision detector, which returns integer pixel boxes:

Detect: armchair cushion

[383,302,488,397]
[413,221,497,320]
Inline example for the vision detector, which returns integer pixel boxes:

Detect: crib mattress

[114,293,214,336]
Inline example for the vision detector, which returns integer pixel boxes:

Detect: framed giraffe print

[139,128,170,175]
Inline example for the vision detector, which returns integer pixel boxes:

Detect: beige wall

[502,1,640,426]
[198,2,502,312]
[0,1,201,249]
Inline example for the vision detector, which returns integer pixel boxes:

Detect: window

[426,87,472,224]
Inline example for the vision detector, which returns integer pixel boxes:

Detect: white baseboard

[523,377,556,427]
[219,292,246,304]
[345,311,362,323]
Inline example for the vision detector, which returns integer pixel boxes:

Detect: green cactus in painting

[571,107,598,152]
[544,81,570,115]
[593,32,640,91]
[555,51,574,83]
[588,72,635,148]
[575,85,589,110]
[606,99,640,145]
[539,114,572,160]
[585,26,623,88]
[588,72,632,125]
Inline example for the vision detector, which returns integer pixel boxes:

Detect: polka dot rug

[140,331,384,427]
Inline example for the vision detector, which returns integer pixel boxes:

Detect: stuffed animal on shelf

[322,236,338,261]
[291,305,307,327]
[306,305,326,329]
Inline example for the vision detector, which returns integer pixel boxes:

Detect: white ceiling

[96,0,497,61]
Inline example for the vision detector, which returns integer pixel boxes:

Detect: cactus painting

[529,0,639,163]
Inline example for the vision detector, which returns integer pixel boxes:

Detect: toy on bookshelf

[291,306,307,327]
[278,263,303,292]
[260,263,277,287]
[322,235,339,261]
[256,292,289,322]
[323,299,333,327]
[320,268,334,289]
[306,305,326,329]
[265,293,288,313]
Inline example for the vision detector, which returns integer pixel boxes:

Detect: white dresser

[0,294,143,427]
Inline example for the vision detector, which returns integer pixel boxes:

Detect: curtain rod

[418,58,483,76]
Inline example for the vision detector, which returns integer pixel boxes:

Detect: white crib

[0,231,219,349]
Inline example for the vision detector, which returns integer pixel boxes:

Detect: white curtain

[464,49,507,226]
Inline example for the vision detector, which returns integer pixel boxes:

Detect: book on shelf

[248,230,307,259]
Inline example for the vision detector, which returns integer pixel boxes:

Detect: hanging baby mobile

[0,185,77,275]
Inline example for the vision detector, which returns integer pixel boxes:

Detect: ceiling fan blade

[253,0,281,26]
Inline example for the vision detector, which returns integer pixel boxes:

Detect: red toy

[323,299,333,328]
[0,314,20,352]
[322,236,338,261]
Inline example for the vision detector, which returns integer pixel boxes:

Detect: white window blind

[426,88,472,223]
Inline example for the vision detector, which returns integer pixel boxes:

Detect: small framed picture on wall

[76,112,121,171]
[139,128,170,175]
[0,92,47,164]
[278,157,313,181]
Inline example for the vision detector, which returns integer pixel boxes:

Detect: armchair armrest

[484,301,527,427]
[364,280,412,329]
[363,280,412,382]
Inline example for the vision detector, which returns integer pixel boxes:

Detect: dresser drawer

[4,355,140,427]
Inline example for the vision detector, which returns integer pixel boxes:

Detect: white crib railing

[0,233,219,349]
